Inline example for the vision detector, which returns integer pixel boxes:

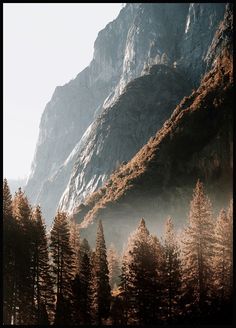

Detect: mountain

[71,4,233,250]
[25,3,226,223]
[59,3,226,217]
[58,64,191,214]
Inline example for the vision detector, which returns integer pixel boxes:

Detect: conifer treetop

[3,178,12,218]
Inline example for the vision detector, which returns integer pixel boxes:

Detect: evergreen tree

[12,188,36,324]
[3,178,12,218]
[70,219,80,275]
[110,292,125,325]
[3,179,16,324]
[213,202,233,304]
[79,237,91,267]
[120,218,159,324]
[181,180,215,316]
[148,234,165,323]
[79,251,92,324]
[119,252,130,324]
[226,200,233,293]
[71,274,81,325]
[50,211,75,324]
[107,244,121,290]
[31,205,55,324]
[92,220,111,324]
[72,238,92,325]
[37,303,50,325]
[54,293,72,326]
[162,217,182,322]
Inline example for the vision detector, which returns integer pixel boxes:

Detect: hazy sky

[3,3,122,180]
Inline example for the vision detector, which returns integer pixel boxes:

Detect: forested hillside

[3,179,233,325]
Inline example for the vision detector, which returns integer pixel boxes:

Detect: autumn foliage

[3,178,233,325]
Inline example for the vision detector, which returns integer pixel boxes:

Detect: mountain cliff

[59,64,191,214]
[71,5,233,249]
[25,4,139,221]
[25,3,226,223]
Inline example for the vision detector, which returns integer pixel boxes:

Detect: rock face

[25,3,226,223]
[71,5,233,249]
[59,65,191,213]
[75,49,233,250]
[71,6,233,248]
[25,4,139,222]
[179,3,226,86]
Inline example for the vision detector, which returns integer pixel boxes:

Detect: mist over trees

[3,178,233,325]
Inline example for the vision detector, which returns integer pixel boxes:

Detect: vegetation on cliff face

[25,3,226,224]
[74,47,232,229]
[3,3,233,326]
[59,63,191,215]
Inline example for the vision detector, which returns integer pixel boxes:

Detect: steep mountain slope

[25,4,139,220]
[25,3,226,223]
[73,6,233,249]
[179,3,227,86]
[58,3,226,218]
[59,64,191,214]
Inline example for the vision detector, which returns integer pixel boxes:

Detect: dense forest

[3,178,233,325]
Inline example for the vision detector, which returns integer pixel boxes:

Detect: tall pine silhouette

[107,244,121,290]
[31,205,55,324]
[213,201,233,304]
[50,211,75,325]
[181,180,215,316]
[92,220,111,324]
[3,179,16,324]
[12,188,36,324]
[72,238,92,325]
[162,217,182,322]
[120,218,159,324]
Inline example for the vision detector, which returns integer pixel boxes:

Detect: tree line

[3,179,233,325]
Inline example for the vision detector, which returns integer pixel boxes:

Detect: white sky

[3,3,122,180]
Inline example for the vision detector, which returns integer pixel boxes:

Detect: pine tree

[119,252,130,324]
[79,237,91,267]
[70,219,80,275]
[227,200,233,292]
[92,220,111,324]
[31,205,55,324]
[37,303,50,325]
[3,178,12,218]
[120,218,159,324]
[162,217,182,322]
[213,201,233,304]
[3,178,16,324]
[148,234,165,323]
[72,238,92,325]
[54,293,71,325]
[50,211,75,325]
[181,180,215,316]
[12,188,36,324]
[79,250,93,324]
[107,244,121,290]
[110,293,124,325]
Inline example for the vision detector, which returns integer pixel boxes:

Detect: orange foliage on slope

[75,48,232,229]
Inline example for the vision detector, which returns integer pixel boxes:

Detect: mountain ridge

[58,64,191,214]
[75,48,233,248]
[25,3,227,224]
[71,4,233,248]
